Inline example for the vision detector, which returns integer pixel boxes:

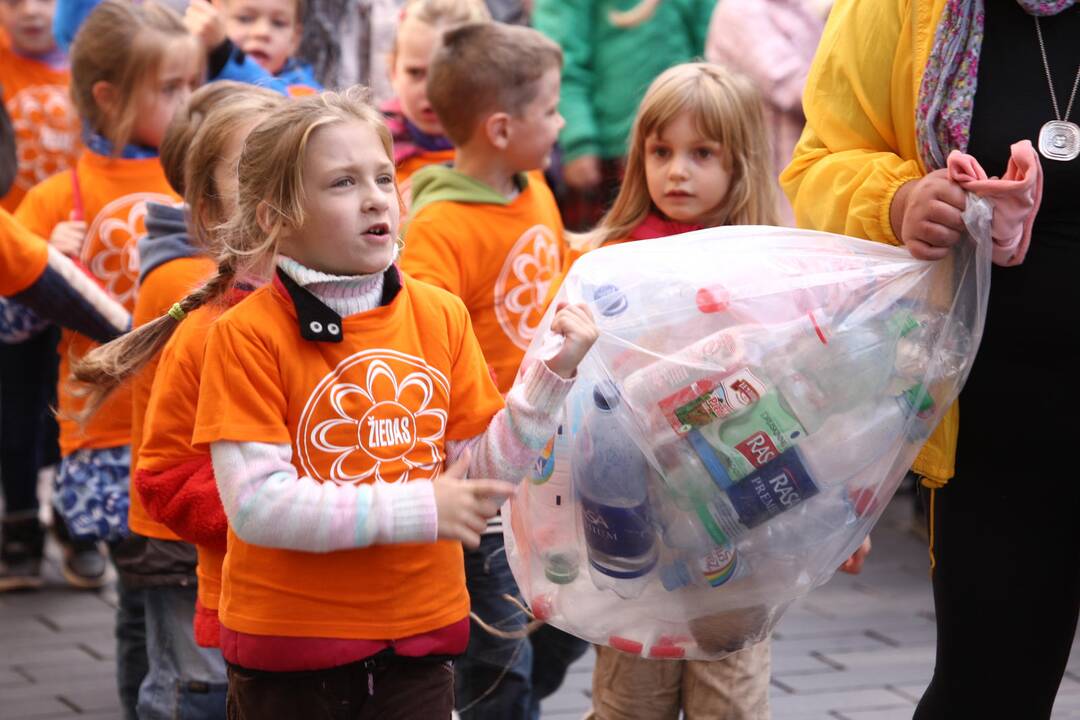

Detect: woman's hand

[433,450,514,549]
[890,169,967,261]
[838,535,872,575]
[563,155,602,191]
[544,303,599,379]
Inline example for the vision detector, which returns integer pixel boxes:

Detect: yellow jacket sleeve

[781,0,958,485]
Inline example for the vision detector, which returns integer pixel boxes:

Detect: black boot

[0,513,45,591]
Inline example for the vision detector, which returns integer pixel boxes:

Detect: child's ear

[255,200,276,234]
[484,112,511,151]
[91,81,119,118]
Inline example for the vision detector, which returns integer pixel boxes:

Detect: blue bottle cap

[659,561,691,591]
[593,284,628,317]
[593,381,621,411]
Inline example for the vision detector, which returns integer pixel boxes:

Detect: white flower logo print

[7,85,80,191]
[82,193,174,307]
[296,350,451,484]
[494,224,562,350]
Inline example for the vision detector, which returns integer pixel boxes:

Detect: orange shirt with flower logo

[139,302,226,613]
[15,152,178,454]
[191,272,505,640]
[401,171,565,394]
[0,37,81,212]
[0,207,48,295]
[128,255,217,540]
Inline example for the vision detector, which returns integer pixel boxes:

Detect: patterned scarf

[916,0,1077,170]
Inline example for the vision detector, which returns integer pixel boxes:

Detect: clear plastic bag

[505,214,990,660]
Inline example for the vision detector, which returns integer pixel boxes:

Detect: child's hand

[838,535,871,575]
[185,0,227,51]
[434,450,515,549]
[544,303,598,379]
[49,217,87,257]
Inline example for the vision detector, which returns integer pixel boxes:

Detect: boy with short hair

[400,21,587,719]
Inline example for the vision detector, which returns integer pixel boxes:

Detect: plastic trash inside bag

[505,214,991,661]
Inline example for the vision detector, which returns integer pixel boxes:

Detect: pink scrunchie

[946,140,1043,267]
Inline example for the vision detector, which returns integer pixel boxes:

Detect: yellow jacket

[780,0,957,486]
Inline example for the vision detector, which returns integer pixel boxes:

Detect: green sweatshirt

[533,0,714,164]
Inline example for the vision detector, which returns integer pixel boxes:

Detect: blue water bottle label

[725,449,820,528]
[580,495,655,559]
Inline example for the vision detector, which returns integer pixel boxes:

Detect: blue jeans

[138,585,227,720]
[456,534,589,720]
[114,577,148,720]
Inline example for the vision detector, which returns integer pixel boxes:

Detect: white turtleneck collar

[276,245,399,317]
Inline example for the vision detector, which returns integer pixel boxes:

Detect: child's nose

[668,154,690,179]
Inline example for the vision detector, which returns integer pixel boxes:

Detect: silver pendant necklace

[1034,16,1080,161]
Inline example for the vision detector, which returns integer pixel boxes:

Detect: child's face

[210,119,260,221]
[224,0,301,75]
[129,38,202,149]
[389,17,443,136]
[505,67,564,172]
[644,111,731,225]
[0,0,57,55]
[282,120,400,276]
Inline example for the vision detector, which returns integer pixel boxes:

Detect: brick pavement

[1,492,1077,719]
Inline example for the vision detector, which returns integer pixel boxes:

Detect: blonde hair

[396,0,490,39]
[427,23,562,145]
[574,63,779,251]
[159,82,253,195]
[71,87,393,412]
[608,0,661,27]
[69,0,200,152]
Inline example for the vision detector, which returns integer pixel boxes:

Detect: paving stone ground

[1,488,1077,719]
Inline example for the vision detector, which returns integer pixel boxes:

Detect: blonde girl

[383,0,491,203]
[78,86,596,717]
[13,2,200,716]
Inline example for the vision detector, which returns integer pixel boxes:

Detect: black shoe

[52,515,106,589]
[0,514,45,592]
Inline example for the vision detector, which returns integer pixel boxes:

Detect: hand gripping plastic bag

[504,210,991,661]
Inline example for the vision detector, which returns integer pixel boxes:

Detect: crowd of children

[0,0,854,718]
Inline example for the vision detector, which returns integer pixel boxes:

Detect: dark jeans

[0,326,59,515]
[114,574,149,720]
[456,534,589,720]
[226,652,455,720]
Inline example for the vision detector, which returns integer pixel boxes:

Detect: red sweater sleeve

[135,457,228,552]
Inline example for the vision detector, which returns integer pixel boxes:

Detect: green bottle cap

[902,384,935,414]
[544,552,580,584]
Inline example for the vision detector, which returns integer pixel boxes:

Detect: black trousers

[226,652,456,720]
[914,352,1080,719]
[0,327,59,515]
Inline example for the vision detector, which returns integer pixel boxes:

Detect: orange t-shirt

[128,254,217,539]
[15,152,178,455]
[140,302,226,609]
[401,172,566,393]
[397,149,455,213]
[0,42,80,212]
[0,207,48,295]
[191,272,505,640]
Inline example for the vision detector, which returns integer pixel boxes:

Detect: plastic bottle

[658,511,746,592]
[768,309,919,432]
[528,422,580,584]
[694,386,935,541]
[573,382,658,599]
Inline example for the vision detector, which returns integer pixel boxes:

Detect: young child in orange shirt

[13,2,200,715]
[397,22,587,718]
[381,0,490,207]
[0,0,80,212]
[77,86,597,717]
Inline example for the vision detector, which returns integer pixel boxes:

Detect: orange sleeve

[445,301,505,441]
[400,209,467,298]
[192,312,291,448]
[0,208,49,295]
[13,174,69,238]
